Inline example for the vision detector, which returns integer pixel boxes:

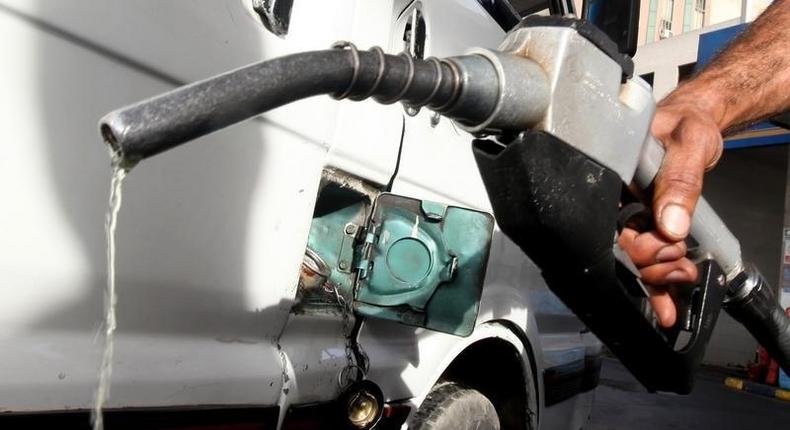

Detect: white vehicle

[1,0,601,428]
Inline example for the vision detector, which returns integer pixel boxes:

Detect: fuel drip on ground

[93,150,133,430]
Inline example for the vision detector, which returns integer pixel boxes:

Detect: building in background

[638,0,771,45]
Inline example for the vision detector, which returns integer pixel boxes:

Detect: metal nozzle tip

[100,123,119,152]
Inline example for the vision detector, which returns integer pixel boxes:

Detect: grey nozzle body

[451,50,549,133]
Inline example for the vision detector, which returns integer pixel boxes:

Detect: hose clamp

[350,46,387,101]
[331,41,361,100]
[410,57,443,108]
[376,52,415,105]
[724,266,759,304]
[431,58,462,112]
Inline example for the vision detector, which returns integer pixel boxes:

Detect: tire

[408,381,500,430]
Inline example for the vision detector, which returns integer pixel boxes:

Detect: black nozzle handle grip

[725,271,790,374]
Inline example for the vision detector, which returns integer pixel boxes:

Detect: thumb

[652,141,709,242]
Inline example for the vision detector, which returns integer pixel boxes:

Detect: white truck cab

[0,0,601,428]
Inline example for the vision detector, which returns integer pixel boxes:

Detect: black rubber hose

[725,273,790,374]
[100,48,498,162]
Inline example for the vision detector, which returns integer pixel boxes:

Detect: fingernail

[657,308,676,328]
[660,204,690,239]
[665,270,690,283]
[656,246,684,263]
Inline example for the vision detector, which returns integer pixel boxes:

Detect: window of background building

[640,0,773,46]
[660,0,675,39]
[647,0,659,42]
[694,0,707,29]
[683,0,694,32]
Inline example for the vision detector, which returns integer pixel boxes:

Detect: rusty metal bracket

[252,0,294,37]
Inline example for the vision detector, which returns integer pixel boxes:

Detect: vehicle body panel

[0,0,599,428]
[0,0,401,411]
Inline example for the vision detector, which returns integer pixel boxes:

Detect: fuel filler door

[352,194,494,336]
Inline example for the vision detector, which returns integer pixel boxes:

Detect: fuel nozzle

[99,43,549,162]
[724,267,790,374]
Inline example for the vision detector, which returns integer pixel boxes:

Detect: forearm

[662,0,790,132]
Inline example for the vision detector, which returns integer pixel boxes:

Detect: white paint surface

[0,2,597,428]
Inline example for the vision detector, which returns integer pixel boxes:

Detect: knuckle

[660,170,702,198]
[705,138,724,170]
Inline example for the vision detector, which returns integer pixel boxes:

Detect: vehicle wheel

[408,381,500,430]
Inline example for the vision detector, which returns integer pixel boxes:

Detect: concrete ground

[587,358,790,429]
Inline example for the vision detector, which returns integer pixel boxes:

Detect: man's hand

[618,0,789,328]
[619,94,723,328]
[650,98,724,242]
[621,0,789,328]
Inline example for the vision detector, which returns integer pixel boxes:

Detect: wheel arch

[411,321,541,430]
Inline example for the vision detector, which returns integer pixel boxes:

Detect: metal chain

[325,281,367,389]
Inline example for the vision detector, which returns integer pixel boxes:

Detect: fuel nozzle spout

[99,43,549,162]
